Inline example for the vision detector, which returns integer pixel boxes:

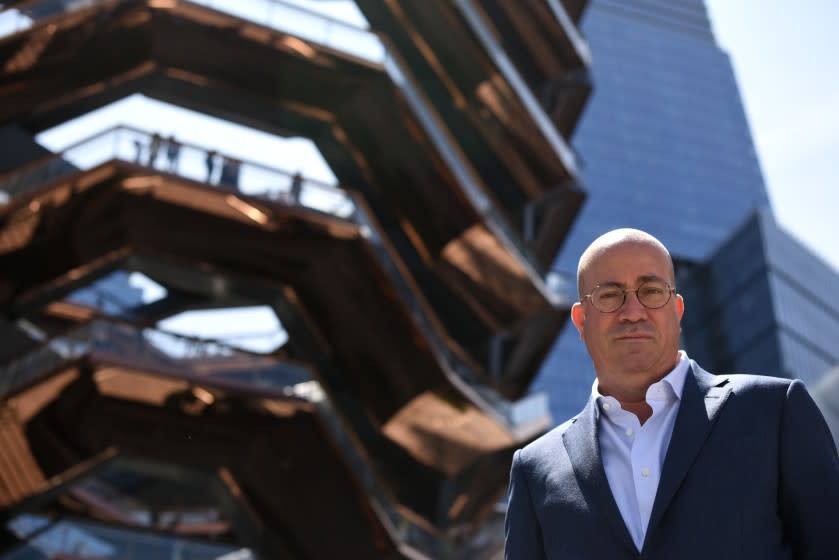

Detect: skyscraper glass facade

[683,209,839,387]
[533,0,784,422]
[554,0,769,270]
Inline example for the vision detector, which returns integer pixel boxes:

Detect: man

[505,228,839,559]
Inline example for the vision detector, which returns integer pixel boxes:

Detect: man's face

[570,241,685,390]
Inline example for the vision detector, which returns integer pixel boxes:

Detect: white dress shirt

[592,350,690,551]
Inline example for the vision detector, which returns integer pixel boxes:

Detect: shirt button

[602,402,611,411]
[625,428,634,437]
[641,467,651,478]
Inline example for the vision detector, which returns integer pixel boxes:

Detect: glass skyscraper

[533,0,839,423]
[683,209,839,387]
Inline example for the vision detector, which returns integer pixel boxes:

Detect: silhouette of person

[220,157,241,190]
[205,150,217,183]
[148,133,162,168]
[132,139,143,164]
[165,134,181,172]
[289,171,303,204]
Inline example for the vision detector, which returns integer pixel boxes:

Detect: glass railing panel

[0,156,76,198]
[5,514,51,541]
[0,126,122,196]
[0,319,308,398]
[2,517,253,560]
[322,19,384,61]
[0,125,357,219]
[89,321,308,390]
[60,125,123,168]
[192,0,385,62]
[60,458,237,533]
[204,0,332,43]
[0,0,112,39]
[64,269,168,320]
[0,336,85,399]
[1,0,386,62]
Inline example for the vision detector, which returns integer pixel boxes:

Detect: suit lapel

[563,398,637,554]
[644,363,732,547]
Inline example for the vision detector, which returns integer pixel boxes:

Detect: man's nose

[618,290,647,320]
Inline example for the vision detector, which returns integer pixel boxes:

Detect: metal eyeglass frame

[581,279,676,313]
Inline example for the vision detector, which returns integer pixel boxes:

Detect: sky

[706,0,839,273]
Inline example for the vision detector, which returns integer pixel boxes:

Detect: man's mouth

[614,332,654,341]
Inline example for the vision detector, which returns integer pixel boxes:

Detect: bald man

[504,228,839,559]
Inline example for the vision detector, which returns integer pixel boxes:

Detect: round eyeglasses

[582,279,676,313]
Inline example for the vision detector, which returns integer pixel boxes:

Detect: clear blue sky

[707,0,839,273]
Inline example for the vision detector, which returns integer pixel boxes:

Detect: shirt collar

[591,350,690,413]
[657,350,690,401]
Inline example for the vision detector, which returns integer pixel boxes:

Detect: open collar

[563,361,732,554]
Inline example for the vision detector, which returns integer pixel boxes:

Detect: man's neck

[596,381,654,424]
[597,353,681,425]
[618,398,654,424]
[596,357,682,424]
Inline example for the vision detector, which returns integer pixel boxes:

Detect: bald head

[577,229,675,299]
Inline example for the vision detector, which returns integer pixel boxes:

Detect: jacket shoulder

[724,373,794,390]
[692,361,796,393]
[516,414,578,466]
[694,362,801,412]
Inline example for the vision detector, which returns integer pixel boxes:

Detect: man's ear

[675,293,685,320]
[571,302,586,338]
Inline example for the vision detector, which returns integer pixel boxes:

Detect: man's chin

[613,353,660,375]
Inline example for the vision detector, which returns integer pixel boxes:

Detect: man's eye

[641,287,664,296]
[597,291,621,300]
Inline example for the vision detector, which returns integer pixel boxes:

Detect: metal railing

[0,0,386,63]
[0,124,357,219]
[0,319,312,400]
[192,0,384,61]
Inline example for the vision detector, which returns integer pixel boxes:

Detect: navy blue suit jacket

[505,363,839,559]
